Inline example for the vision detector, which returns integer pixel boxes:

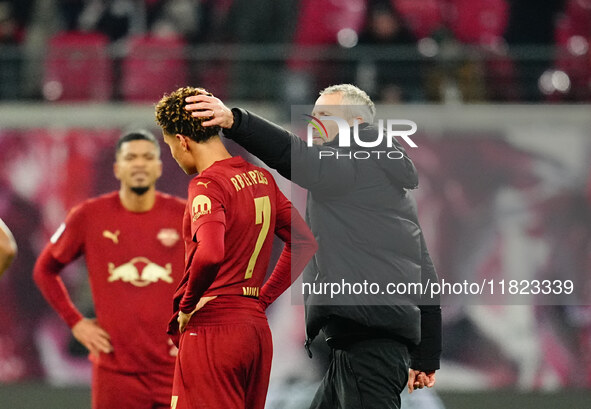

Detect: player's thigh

[92,365,151,409]
[175,322,271,409]
[141,370,174,409]
[345,338,410,409]
[244,323,273,409]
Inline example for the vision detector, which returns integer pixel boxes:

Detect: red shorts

[171,297,273,409]
[92,364,173,409]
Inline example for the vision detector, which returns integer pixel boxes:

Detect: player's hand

[178,296,217,333]
[185,94,234,129]
[178,311,193,334]
[408,369,436,393]
[168,338,178,357]
[194,295,217,312]
[72,318,113,358]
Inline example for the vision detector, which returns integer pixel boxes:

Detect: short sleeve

[49,205,85,264]
[188,177,227,240]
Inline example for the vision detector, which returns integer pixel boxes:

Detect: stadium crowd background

[1,1,591,408]
[0,0,590,103]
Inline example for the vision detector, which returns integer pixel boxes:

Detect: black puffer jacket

[224,108,441,372]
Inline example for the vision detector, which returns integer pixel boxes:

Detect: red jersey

[45,191,185,373]
[174,157,291,313]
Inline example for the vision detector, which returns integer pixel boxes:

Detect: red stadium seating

[43,31,113,101]
[566,0,591,37]
[447,0,509,45]
[551,1,591,101]
[120,35,189,102]
[291,0,367,46]
[393,0,443,39]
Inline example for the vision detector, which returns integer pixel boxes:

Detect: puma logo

[197,181,211,188]
[103,230,120,244]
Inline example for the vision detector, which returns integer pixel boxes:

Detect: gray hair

[319,84,376,123]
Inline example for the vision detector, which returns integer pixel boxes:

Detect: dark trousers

[309,338,410,409]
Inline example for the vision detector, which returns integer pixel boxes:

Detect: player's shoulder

[69,191,119,215]
[245,161,279,190]
[155,191,186,208]
[248,162,275,179]
[189,173,224,192]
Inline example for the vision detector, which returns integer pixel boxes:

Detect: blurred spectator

[504,0,566,100]
[505,0,565,45]
[77,0,147,43]
[147,0,202,41]
[147,0,233,99]
[21,1,61,99]
[284,0,366,105]
[445,0,512,102]
[224,0,297,100]
[57,0,85,31]
[0,0,33,99]
[356,0,419,102]
[359,1,415,45]
[0,0,31,44]
[421,28,487,103]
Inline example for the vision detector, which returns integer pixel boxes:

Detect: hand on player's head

[185,94,234,129]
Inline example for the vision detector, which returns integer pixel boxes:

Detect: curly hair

[155,86,221,143]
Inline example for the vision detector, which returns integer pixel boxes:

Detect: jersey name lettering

[230,170,268,192]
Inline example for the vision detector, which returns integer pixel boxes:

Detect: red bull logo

[157,228,180,247]
[107,257,173,287]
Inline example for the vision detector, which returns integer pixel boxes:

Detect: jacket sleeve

[410,233,442,372]
[223,108,356,195]
[376,136,419,190]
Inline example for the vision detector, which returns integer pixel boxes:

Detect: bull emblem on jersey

[107,257,173,287]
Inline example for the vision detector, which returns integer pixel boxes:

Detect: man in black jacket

[185,84,441,409]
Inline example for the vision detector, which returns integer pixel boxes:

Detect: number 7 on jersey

[245,196,271,279]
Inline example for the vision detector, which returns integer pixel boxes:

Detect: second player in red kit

[156,87,317,409]
[34,130,186,409]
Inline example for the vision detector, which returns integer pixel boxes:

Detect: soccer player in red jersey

[155,87,317,409]
[0,217,17,277]
[33,130,186,409]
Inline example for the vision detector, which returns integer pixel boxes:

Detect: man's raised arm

[185,94,356,195]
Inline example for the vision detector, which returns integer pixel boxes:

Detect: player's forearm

[179,222,225,313]
[0,247,16,276]
[179,262,220,313]
[0,220,17,276]
[33,247,84,328]
[260,219,317,309]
